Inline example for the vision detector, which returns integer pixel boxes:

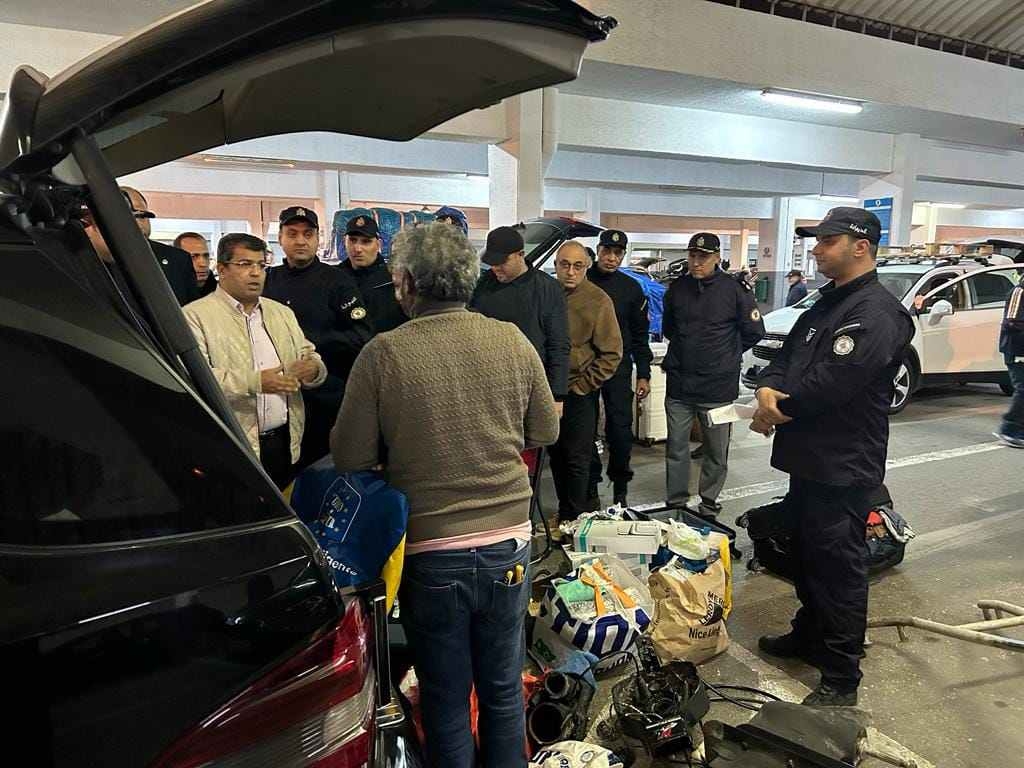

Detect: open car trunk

[0,0,614,176]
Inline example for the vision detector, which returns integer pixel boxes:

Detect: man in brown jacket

[549,241,623,521]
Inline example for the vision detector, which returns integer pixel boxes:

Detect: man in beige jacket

[550,240,622,522]
[184,233,326,488]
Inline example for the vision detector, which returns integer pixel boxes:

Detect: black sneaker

[698,500,722,518]
[758,634,821,667]
[802,683,858,707]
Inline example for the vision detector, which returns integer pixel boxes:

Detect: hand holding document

[706,402,757,426]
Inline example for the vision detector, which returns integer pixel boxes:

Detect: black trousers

[589,365,635,489]
[259,425,294,490]
[297,390,343,472]
[549,391,599,521]
[788,476,872,692]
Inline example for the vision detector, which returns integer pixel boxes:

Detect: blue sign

[863,197,893,246]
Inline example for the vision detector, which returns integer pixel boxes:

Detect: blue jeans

[400,539,530,768]
[1002,361,1024,438]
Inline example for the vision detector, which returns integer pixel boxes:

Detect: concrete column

[576,186,603,224]
[923,203,939,243]
[318,170,342,229]
[860,133,921,246]
[488,91,547,228]
[757,198,796,311]
[730,220,753,270]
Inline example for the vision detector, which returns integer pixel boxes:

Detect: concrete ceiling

[0,0,192,35]
[805,0,1024,54]
[563,60,1024,152]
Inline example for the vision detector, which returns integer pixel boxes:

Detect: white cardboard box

[572,519,663,556]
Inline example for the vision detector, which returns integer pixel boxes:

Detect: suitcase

[627,501,742,560]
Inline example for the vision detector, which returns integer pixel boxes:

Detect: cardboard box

[572,519,663,556]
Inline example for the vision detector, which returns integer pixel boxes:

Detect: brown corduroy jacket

[565,279,623,395]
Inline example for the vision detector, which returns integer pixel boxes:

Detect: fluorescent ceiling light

[920,202,967,209]
[817,195,860,203]
[761,89,863,114]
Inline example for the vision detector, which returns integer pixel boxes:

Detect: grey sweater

[331,304,560,544]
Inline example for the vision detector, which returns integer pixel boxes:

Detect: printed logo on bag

[805,327,817,343]
[751,308,761,322]
[702,591,725,626]
[351,307,367,320]
[833,335,856,355]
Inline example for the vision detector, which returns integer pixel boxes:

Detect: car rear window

[0,234,291,546]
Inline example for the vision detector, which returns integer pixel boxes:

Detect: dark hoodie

[338,255,408,335]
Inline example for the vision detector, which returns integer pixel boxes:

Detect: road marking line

[717,442,1003,503]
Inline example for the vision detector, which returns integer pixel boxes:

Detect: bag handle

[579,572,607,616]
[591,561,637,610]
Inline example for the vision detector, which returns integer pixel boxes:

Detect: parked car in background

[0,2,614,767]
[743,259,1020,413]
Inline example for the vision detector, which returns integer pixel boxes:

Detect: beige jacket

[185,288,327,463]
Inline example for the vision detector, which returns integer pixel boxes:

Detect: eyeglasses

[223,260,268,271]
[557,260,588,272]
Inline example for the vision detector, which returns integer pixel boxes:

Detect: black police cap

[796,207,881,245]
[279,206,319,229]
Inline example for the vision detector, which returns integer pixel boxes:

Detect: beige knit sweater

[331,304,560,543]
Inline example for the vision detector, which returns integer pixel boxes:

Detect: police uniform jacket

[338,255,408,335]
[264,257,373,392]
[150,240,199,306]
[758,270,914,488]
[662,268,765,403]
[587,266,653,380]
[1000,284,1024,362]
[470,266,570,400]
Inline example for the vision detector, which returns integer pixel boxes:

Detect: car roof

[0,0,614,176]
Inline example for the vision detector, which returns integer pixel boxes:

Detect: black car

[0,2,614,766]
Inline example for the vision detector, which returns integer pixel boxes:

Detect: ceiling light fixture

[761,88,863,114]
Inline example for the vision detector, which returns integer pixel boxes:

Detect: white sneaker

[994,431,1024,449]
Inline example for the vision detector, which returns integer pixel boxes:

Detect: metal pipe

[977,600,1024,616]
[957,615,1024,632]
[868,615,1024,651]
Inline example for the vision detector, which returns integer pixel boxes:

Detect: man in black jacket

[586,229,653,507]
[174,232,217,297]
[786,269,809,306]
[264,207,374,468]
[470,226,570,406]
[663,233,765,517]
[337,215,407,335]
[121,187,198,306]
[751,207,914,707]
[997,283,1024,447]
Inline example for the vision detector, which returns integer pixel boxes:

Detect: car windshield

[792,270,922,309]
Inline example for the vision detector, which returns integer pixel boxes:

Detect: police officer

[751,207,914,707]
[338,215,408,334]
[264,206,374,469]
[996,280,1024,447]
[663,233,765,517]
[586,229,653,507]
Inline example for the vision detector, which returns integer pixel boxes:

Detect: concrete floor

[536,383,1024,767]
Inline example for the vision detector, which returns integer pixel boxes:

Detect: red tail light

[151,599,374,768]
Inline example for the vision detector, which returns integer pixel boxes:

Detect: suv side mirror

[929,299,954,321]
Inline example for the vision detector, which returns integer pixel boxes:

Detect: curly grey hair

[390,221,478,303]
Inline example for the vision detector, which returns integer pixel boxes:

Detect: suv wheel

[889,359,915,415]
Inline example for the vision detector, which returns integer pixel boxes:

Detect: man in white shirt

[184,233,326,488]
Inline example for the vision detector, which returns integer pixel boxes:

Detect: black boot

[802,682,858,707]
[758,634,821,668]
[612,481,628,508]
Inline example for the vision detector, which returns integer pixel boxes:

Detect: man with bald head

[122,186,198,305]
[549,241,622,522]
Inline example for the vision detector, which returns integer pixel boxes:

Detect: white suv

[742,260,1019,413]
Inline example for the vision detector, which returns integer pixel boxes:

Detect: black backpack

[736,485,914,577]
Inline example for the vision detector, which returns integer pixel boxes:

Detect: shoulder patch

[351,306,367,320]
[833,335,855,356]
[750,308,761,322]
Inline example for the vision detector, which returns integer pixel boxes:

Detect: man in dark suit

[121,187,198,306]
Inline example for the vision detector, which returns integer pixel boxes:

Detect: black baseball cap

[796,207,881,244]
[481,226,525,266]
[345,214,379,239]
[598,229,628,249]
[787,269,804,278]
[688,233,721,253]
[279,206,319,229]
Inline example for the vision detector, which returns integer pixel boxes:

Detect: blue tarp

[621,267,666,337]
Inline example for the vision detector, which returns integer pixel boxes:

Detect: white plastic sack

[530,741,624,768]
[666,519,710,561]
